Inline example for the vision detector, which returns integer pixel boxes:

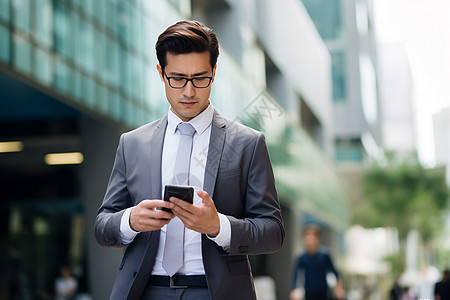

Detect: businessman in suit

[94,20,285,300]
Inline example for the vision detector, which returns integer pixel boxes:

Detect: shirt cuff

[120,207,139,244]
[207,213,231,251]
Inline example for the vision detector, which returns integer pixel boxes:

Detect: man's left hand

[169,190,220,236]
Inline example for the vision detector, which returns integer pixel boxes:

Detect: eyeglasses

[163,70,214,89]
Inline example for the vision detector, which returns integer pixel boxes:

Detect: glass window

[121,99,132,125]
[331,52,347,101]
[54,59,70,93]
[13,34,31,74]
[105,0,118,36]
[130,4,141,53]
[119,47,131,96]
[104,37,119,86]
[142,65,152,109]
[103,38,119,87]
[117,94,127,122]
[33,46,52,85]
[94,0,107,29]
[94,28,105,81]
[0,0,10,22]
[140,14,152,61]
[117,0,130,47]
[74,14,95,74]
[130,53,143,102]
[81,0,94,19]
[140,0,153,16]
[147,66,166,118]
[70,0,81,10]
[12,0,30,33]
[72,68,82,100]
[32,0,52,48]
[54,2,74,60]
[96,83,108,114]
[108,90,121,121]
[134,104,146,127]
[302,0,343,40]
[0,25,10,62]
[82,75,95,107]
[334,138,364,162]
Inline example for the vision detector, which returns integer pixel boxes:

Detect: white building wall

[378,43,417,154]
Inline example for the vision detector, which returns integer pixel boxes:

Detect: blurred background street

[0,0,449,299]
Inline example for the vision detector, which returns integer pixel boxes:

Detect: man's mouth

[180,101,197,107]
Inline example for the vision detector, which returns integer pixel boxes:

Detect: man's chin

[177,110,200,121]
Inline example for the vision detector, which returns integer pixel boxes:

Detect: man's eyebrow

[168,70,210,77]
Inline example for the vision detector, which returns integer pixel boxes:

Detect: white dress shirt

[119,103,231,276]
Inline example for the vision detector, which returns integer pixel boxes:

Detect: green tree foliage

[353,153,449,275]
[354,153,449,243]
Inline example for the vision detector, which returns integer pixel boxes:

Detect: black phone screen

[162,185,194,212]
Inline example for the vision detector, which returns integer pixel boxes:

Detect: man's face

[304,229,320,253]
[157,51,216,121]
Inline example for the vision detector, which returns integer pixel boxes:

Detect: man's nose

[183,81,196,98]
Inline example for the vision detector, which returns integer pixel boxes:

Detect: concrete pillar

[79,117,124,300]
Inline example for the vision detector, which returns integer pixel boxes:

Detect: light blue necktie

[162,122,196,276]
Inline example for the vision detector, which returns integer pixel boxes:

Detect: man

[94,20,285,300]
[434,269,450,300]
[290,225,345,300]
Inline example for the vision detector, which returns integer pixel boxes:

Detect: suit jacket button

[238,246,248,253]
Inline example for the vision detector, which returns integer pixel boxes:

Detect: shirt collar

[167,103,214,135]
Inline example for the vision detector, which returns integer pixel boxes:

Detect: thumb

[197,190,212,205]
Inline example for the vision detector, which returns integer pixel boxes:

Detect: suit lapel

[149,116,167,199]
[203,111,226,197]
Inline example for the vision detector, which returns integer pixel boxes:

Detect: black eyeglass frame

[162,69,214,89]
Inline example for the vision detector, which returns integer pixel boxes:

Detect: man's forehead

[165,51,211,69]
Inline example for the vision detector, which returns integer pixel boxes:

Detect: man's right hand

[129,200,175,232]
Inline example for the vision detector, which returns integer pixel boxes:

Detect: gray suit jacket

[95,110,285,300]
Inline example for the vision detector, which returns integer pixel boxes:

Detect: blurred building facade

[434,107,450,185]
[0,0,348,299]
[302,0,382,164]
[301,0,382,247]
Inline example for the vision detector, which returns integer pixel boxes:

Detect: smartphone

[162,185,194,212]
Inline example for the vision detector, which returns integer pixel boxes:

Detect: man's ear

[157,64,164,82]
[211,64,217,83]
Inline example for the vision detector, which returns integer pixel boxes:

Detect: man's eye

[172,77,186,82]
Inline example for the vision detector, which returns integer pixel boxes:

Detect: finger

[170,199,194,218]
[142,217,172,227]
[151,208,175,220]
[140,199,174,210]
[130,209,173,231]
[169,196,193,210]
[140,199,169,208]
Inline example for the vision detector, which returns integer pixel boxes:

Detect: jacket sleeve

[227,133,285,256]
[94,134,132,248]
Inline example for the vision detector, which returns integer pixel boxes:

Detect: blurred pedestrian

[434,269,450,300]
[389,278,402,300]
[54,265,77,300]
[401,286,417,300]
[290,225,345,300]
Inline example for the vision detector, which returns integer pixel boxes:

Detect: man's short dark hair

[155,20,219,71]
